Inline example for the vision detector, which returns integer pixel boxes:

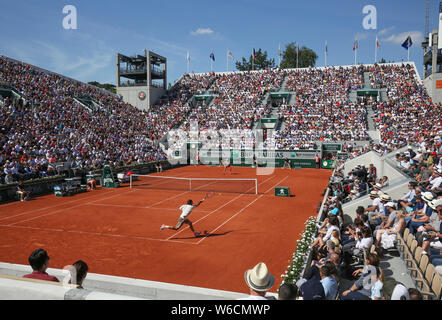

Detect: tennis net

[129,174,258,194]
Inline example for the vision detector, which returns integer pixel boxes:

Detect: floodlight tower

[422,1,442,103]
[116,50,167,111]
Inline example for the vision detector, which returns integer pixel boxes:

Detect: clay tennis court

[0,166,331,293]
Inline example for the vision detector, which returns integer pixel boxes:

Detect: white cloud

[190,28,214,36]
[382,31,424,45]
[378,26,395,36]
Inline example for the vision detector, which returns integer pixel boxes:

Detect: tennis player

[160,198,206,237]
[223,159,232,175]
[283,157,292,170]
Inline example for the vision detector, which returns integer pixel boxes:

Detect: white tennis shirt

[179,204,195,219]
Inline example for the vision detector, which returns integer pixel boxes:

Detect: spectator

[298,273,326,300]
[342,225,373,266]
[369,193,392,228]
[421,198,442,260]
[341,252,380,300]
[16,180,30,201]
[408,288,423,300]
[382,279,410,300]
[311,216,340,251]
[23,248,59,282]
[238,262,275,300]
[68,260,88,289]
[398,181,417,210]
[375,210,406,250]
[370,266,385,300]
[277,283,298,300]
[320,263,338,300]
[408,192,434,234]
[373,201,398,239]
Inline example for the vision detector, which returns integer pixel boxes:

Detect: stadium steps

[363,72,371,88]
[280,76,289,91]
[366,105,380,143]
[380,90,388,102]
[73,97,94,113]
[349,90,358,103]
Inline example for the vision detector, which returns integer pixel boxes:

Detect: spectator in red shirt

[23,248,59,282]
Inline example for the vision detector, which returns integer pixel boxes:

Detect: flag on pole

[296,44,299,68]
[353,41,358,65]
[278,43,281,68]
[186,51,190,74]
[401,36,412,49]
[227,49,234,60]
[353,41,358,51]
[210,50,215,61]
[401,36,412,62]
[252,48,256,58]
[325,41,328,67]
[227,49,234,72]
[375,36,380,63]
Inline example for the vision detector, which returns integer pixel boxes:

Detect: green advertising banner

[321,159,335,169]
[274,187,290,197]
[198,149,319,168]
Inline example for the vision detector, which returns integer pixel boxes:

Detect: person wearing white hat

[365,191,382,221]
[369,193,391,227]
[408,192,434,234]
[375,202,397,234]
[428,168,442,193]
[237,262,275,300]
[421,198,442,257]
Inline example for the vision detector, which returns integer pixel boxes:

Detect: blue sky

[0,0,439,85]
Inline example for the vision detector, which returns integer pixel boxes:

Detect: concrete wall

[117,86,166,111]
[117,86,149,111]
[424,73,442,104]
[341,149,412,221]
[0,275,142,300]
[149,86,167,108]
[0,262,252,300]
[342,150,408,186]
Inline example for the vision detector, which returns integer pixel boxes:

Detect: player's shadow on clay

[171,230,233,240]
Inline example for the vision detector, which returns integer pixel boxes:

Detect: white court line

[1,172,281,245]
[0,171,189,223]
[166,193,245,240]
[165,174,277,240]
[0,189,116,222]
[89,203,212,213]
[197,175,289,244]
[197,195,264,244]
[144,179,223,209]
[0,224,198,245]
[4,174,223,227]
[6,189,140,226]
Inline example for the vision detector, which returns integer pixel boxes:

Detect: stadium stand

[1,52,441,299]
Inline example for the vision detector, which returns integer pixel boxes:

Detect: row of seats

[397,227,441,299]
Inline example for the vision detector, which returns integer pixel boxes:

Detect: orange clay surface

[0,166,331,294]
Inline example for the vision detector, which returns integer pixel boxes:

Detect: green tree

[88,81,116,94]
[235,48,275,71]
[280,42,318,69]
